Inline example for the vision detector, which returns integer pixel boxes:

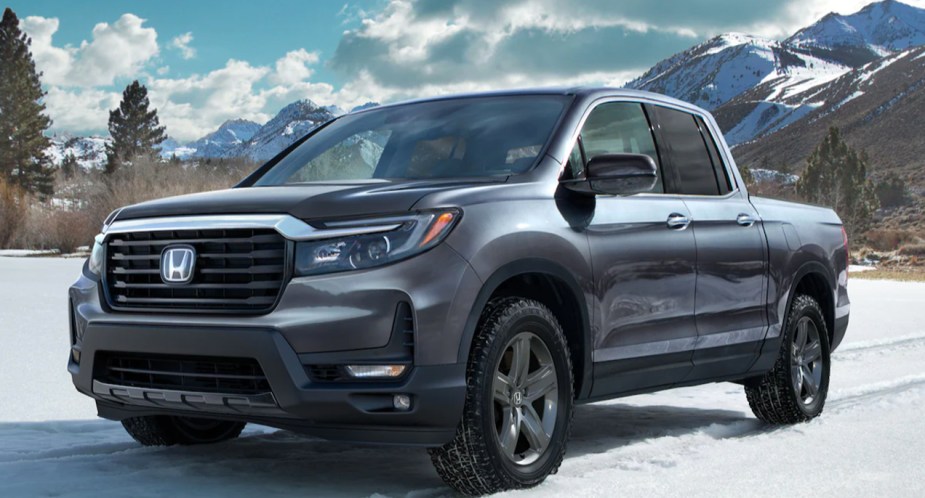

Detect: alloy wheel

[791,316,824,405]
[492,331,559,466]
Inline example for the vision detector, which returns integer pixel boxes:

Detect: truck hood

[113,179,503,222]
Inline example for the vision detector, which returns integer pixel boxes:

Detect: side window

[651,106,721,196]
[696,116,733,194]
[578,102,664,193]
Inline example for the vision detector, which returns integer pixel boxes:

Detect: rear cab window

[648,105,731,196]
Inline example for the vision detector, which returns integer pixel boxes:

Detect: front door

[567,102,699,398]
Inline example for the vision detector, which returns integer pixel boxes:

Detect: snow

[750,168,799,185]
[1,259,924,496]
[787,0,925,54]
[45,135,109,170]
[0,249,58,257]
[724,101,822,146]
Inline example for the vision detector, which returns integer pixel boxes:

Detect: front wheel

[429,298,574,495]
[122,415,246,446]
[745,294,831,424]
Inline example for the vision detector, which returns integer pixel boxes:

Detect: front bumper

[68,244,481,446]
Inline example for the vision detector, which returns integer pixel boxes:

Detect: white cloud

[21,16,74,85]
[27,1,925,143]
[145,54,330,141]
[23,13,159,87]
[170,32,196,59]
[23,13,339,141]
[271,48,320,85]
[43,87,122,135]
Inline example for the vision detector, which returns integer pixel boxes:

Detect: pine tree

[796,127,878,236]
[60,152,78,179]
[105,80,167,174]
[0,8,54,197]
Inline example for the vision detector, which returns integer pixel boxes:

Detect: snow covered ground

[1,257,923,497]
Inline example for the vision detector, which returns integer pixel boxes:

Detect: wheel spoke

[510,336,531,386]
[792,365,803,395]
[498,406,520,458]
[795,319,808,354]
[520,404,550,452]
[494,372,512,404]
[803,340,821,364]
[524,364,556,401]
[802,365,818,397]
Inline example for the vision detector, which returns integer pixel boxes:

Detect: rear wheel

[429,297,574,495]
[121,415,245,446]
[745,294,831,424]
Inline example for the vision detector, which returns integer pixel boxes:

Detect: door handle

[736,213,757,227]
[666,213,691,230]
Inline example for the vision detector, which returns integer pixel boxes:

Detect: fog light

[71,347,81,363]
[344,364,406,378]
[393,394,412,411]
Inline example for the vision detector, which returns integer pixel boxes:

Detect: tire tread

[429,297,574,496]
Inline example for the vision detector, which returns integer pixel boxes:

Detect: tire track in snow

[835,332,925,359]
[555,373,925,479]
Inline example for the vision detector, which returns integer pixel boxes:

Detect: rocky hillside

[44,135,108,170]
[235,100,335,161]
[186,119,261,159]
[730,46,925,191]
[629,1,925,146]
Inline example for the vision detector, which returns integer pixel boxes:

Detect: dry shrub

[864,229,918,251]
[15,204,95,253]
[899,244,925,257]
[87,158,253,225]
[6,158,256,251]
[0,179,27,248]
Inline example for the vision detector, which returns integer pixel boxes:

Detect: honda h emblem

[160,245,196,284]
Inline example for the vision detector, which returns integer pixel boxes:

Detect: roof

[351,86,707,115]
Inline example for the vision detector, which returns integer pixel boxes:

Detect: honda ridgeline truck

[68,88,850,495]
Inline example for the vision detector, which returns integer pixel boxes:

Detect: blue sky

[7,0,376,88]
[7,0,923,141]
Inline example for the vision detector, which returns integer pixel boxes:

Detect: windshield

[253,95,570,185]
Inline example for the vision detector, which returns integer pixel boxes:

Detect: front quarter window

[253,95,570,185]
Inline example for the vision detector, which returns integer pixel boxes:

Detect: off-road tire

[745,294,831,424]
[429,297,574,496]
[121,415,246,446]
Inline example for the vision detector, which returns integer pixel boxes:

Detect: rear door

[647,105,768,378]
[570,102,699,397]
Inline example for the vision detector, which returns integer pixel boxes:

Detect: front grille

[104,228,290,313]
[96,352,271,395]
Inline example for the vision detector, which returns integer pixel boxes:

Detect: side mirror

[562,153,658,196]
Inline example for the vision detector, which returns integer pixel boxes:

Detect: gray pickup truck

[68,87,850,495]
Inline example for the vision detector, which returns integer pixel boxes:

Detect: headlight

[87,234,105,276]
[295,210,460,277]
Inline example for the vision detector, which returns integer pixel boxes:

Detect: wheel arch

[787,261,836,347]
[457,259,593,400]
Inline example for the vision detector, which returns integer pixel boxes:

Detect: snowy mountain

[44,135,109,170]
[185,119,261,158]
[729,45,925,207]
[626,33,849,111]
[629,1,925,145]
[350,102,380,112]
[232,99,336,161]
[157,138,196,160]
[786,0,925,60]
